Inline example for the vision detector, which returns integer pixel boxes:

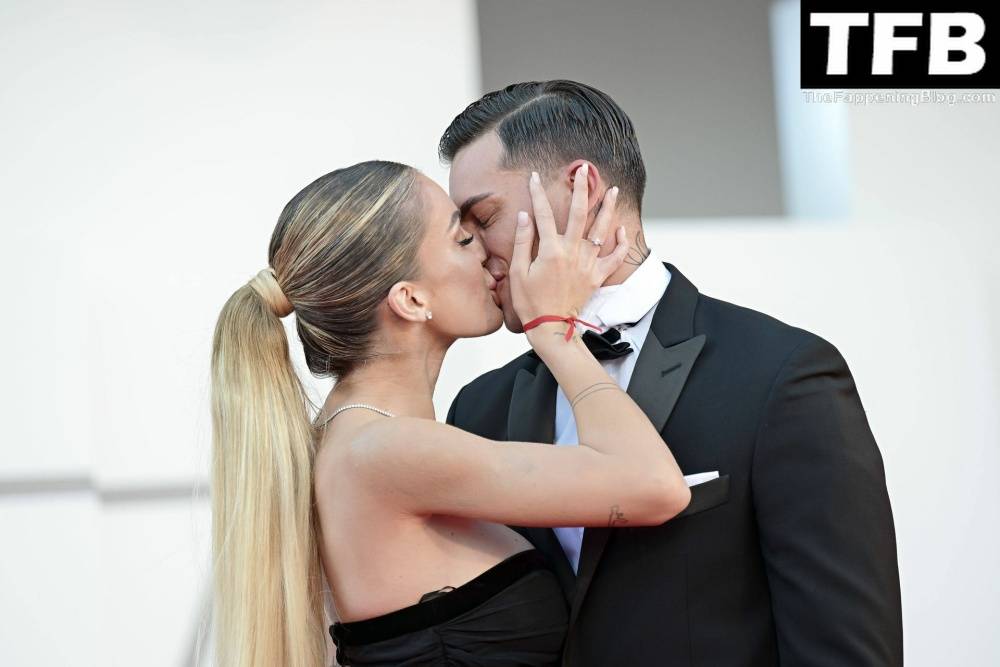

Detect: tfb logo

[801,1,998,88]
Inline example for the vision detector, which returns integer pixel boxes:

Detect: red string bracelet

[522,314,602,341]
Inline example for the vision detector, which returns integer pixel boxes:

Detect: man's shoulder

[446,348,537,429]
[695,291,837,365]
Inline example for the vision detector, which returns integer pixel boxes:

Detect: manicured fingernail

[518,211,530,227]
[611,186,619,196]
[579,163,589,177]
[531,171,540,183]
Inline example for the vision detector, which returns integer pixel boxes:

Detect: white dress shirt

[552,248,672,572]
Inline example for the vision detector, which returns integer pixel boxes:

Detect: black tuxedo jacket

[446,262,903,666]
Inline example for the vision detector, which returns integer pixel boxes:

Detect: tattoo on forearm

[547,329,584,344]
[624,230,651,266]
[607,504,628,527]
[570,382,620,409]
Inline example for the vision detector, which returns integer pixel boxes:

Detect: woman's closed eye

[458,218,482,246]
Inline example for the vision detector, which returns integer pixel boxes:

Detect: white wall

[0,1,480,665]
[845,98,1000,665]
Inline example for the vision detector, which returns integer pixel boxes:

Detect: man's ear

[563,159,605,215]
[386,281,429,323]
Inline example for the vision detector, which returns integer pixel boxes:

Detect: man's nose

[474,229,489,262]
[485,254,508,281]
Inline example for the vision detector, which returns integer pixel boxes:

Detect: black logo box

[801,0,999,88]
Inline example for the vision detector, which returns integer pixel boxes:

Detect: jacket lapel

[567,262,706,631]
[507,364,557,444]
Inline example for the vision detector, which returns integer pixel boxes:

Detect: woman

[210,160,691,666]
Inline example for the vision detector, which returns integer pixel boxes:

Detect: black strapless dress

[329,548,569,666]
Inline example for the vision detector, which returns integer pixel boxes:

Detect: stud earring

[426,311,433,320]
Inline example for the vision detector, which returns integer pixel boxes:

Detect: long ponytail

[208,160,421,667]
[210,281,326,667]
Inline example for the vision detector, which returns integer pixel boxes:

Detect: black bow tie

[582,324,636,361]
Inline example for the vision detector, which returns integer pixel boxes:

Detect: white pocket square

[683,471,720,487]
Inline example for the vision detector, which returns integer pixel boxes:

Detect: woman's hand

[508,163,630,331]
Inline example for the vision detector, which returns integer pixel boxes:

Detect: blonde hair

[210,161,421,666]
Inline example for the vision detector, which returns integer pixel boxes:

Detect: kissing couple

[210,80,903,667]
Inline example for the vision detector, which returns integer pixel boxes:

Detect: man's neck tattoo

[625,230,651,266]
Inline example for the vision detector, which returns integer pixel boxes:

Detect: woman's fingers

[527,171,558,245]
[595,225,630,280]
[510,210,535,280]
[587,185,619,248]
[564,163,590,240]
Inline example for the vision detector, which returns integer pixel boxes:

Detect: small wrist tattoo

[607,504,628,527]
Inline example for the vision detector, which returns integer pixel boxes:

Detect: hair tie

[248,268,294,318]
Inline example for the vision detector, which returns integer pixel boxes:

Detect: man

[441,80,903,666]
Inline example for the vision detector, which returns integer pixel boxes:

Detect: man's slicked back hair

[439,80,646,214]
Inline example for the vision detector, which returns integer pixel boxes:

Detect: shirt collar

[580,248,670,329]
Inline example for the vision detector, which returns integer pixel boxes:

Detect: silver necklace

[317,403,396,428]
